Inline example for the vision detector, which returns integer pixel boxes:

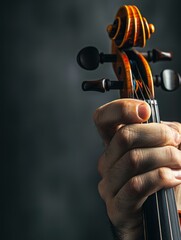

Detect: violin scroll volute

[107,5,155,49]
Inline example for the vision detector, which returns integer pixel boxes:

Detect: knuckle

[170,122,181,132]
[160,124,178,144]
[164,146,181,167]
[97,159,102,177]
[128,149,143,171]
[174,149,181,167]
[106,200,118,223]
[159,124,168,142]
[93,107,102,127]
[174,122,181,134]
[98,179,107,201]
[165,146,175,160]
[117,126,134,147]
[97,154,104,177]
[157,167,173,183]
[128,176,144,196]
[97,180,104,199]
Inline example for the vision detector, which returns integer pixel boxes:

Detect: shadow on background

[2,1,181,239]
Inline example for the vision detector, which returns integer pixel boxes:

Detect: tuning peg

[77,46,117,70]
[154,69,181,91]
[141,49,172,62]
[82,78,123,92]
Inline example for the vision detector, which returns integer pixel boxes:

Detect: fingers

[99,122,181,176]
[94,98,181,230]
[117,168,181,209]
[93,99,151,144]
[175,185,181,209]
[98,146,181,200]
[110,168,181,221]
[99,167,181,227]
[97,119,181,225]
[162,121,181,134]
[162,121,181,150]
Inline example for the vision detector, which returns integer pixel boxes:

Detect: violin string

[155,193,163,240]
[133,63,157,123]
[143,84,156,122]
[165,190,174,240]
[140,71,174,239]
[134,63,165,239]
[136,70,156,123]
[134,88,139,100]
[132,73,139,100]
[143,83,158,122]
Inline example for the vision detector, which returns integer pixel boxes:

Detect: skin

[93,99,181,240]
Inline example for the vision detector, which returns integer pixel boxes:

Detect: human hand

[94,99,181,240]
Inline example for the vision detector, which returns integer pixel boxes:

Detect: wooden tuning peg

[77,46,117,70]
[82,78,123,92]
[141,49,172,62]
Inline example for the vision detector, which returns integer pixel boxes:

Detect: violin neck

[143,99,181,240]
[144,189,181,239]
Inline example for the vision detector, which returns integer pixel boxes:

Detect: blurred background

[2,0,181,239]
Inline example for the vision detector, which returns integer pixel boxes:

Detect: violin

[77,5,181,239]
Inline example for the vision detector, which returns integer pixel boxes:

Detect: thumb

[94,99,151,144]
[136,101,151,122]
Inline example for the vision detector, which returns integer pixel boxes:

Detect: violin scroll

[107,5,155,49]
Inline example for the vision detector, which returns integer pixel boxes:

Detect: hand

[93,99,181,240]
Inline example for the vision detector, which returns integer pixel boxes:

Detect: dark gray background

[2,1,181,239]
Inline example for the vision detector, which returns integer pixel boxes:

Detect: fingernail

[137,104,149,120]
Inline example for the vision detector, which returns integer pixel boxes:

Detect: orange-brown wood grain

[107,5,154,49]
